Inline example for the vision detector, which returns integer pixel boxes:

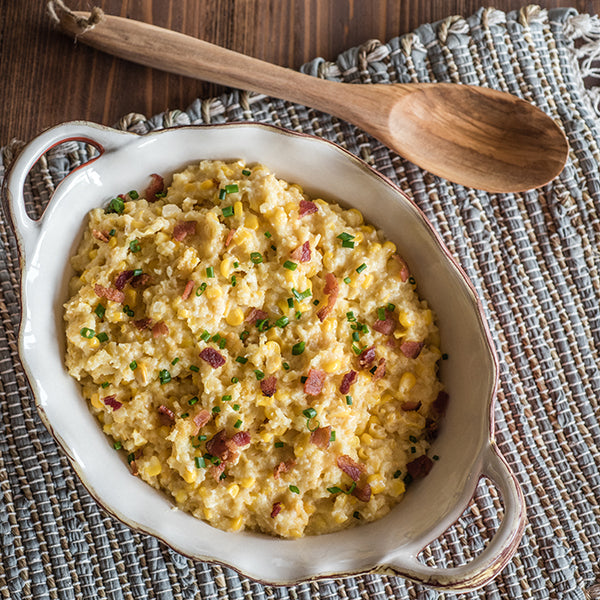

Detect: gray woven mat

[3,5,600,599]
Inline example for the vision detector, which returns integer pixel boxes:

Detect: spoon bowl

[54,7,569,192]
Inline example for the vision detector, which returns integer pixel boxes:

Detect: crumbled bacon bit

[407,455,434,479]
[231,431,251,447]
[131,273,151,288]
[400,341,424,359]
[336,455,365,482]
[317,273,339,321]
[114,270,135,291]
[224,228,236,247]
[271,502,282,518]
[133,317,153,331]
[401,400,421,412]
[372,358,386,381]
[211,462,226,482]
[173,220,196,241]
[352,483,372,503]
[191,409,211,435]
[304,368,326,396]
[207,429,250,465]
[290,241,311,263]
[157,404,175,426]
[144,173,165,202]
[260,375,277,397]
[392,254,410,282]
[373,309,396,335]
[339,370,357,394]
[102,395,122,411]
[273,459,296,479]
[199,347,226,368]
[310,425,331,449]
[182,280,195,300]
[358,346,376,368]
[298,199,318,217]
[245,308,268,325]
[152,321,169,338]
[94,284,125,304]
[92,229,110,243]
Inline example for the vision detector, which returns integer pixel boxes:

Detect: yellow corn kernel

[260,431,274,443]
[323,359,341,374]
[220,256,232,278]
[399,372,417,393]
[227,484,240,499]
[146,456,162,477]
[222,166,234,177]
[182,470,196,485]
[361,225,375,234]
[322,319,335,334]
[226,307,245,326]
[348,276,358,289]
[383,240,396,254]
[322,251,334,271]
[285,269,296,284]
[391,478,406,497]
[90,393,103,410]
[349,435,361,448]
[277,299,290,314]
[88,249,98,260]
[369,422,387,439]
[357,447,368,461]
[125,288,137,305]
[155,232,169,244]
[361,274,373,289]
[234,201,243,218]
[206,286,222,299]
[135,362,148,385]
[108,237,118,248]
[175,489,189,503]
[103,424,112,435]
[264,340,281,355]
[197,487,209,499]
[106,310,124,324]
[315,198,327,207]
[184,182,196,193]
[380,392,393,405]
[203,507,213,520]
[354,231,364,244]
[87,337,100,349]
[370,242,382,254]
[422,309,433,325]
[264,407,278,420]
[230,516,244,531]
[273,425,287,436]
[347,208,364,224]
[361,433,374,446]
[334,511,348,524]
[206,211,219,223]
[245,214,259,230]
[294,440,307,458]
[290,184,304,194]
[398,310,414,328]
[200,179,214,190]
[367,474,386,494]
[241,476,255,489]
[235,229,252,245]
[266,328,280,343]
[123,203,134,214]
[368,415,381,426]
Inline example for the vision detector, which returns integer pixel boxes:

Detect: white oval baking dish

[2,121,525,590]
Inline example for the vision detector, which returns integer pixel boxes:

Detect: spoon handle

[58,12,366,119]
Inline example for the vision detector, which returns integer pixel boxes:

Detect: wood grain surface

[1,1,599,144]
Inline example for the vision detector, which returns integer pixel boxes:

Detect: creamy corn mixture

[64,160,446,538]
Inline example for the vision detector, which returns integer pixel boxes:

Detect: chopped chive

[211,333,221,343]
[123,305,134,317]
[344,277,351,284]
[231,275,237,287]
[222,395,232,402]
[195,456,205,468]
[225,183,239,194]
[171,357,180,366]
[369,366,377,375]
[264,231,272,238]
[221,205,234,217]
[95,304,106,319]
[180,413,189,418]
[330,431,336,442]
[128,190,139,199]
[353,511,361,519]
[133,268,143,277]
[159,369,171,384]
[233,261,239,268]
[200,330,210,342]
[206,266,215,278]
[199,434,207,441]
[188,397,199,405]
[242,169,251,176]
[327,486,342,494]
[337,232,355,242]
[274,441,284,448]
[393,470,402,479]
[236,356,248,364]
[212,406,221,414]
[378,307,386,320]
[219,338,227,349]
[404,473,413,485]
[433,455,440,461]
[352,331,360,342]
[292,341,305,355]
[155,191,167,199]
[109,229,116,237]
[295,311,302,320]
[303,408,317,419]
[231,377,239,383]
[254,370,265,380]
[234,419,243,428]
[346,395,353,405]
[129,360,137,370]
[283,261,298,271]
[410,446,416,454]
[250,252,263,264]
[101,382,110,389]
[218,188,227,200]
[361,324,369,334]
[282,362,290,370]
[289,485,300,494]
[129,239,141,253]
[190,365,200,373]
[387,303,396,312]
[196,282,207,296]
[306,418,320,432]
[256,318,270,332]
[105,197,125,214]
[356,263,367,274]
[127,453,135,463]
[113,441,122,450]
[80,327,95,339]
[287,297,294,308]
[271,244,277,251]
[292,288,311,301]
[409,435,417,443]
[300,376,308,383]
[442,353,449,360]
[233,404,240,411]
[240,330,250,341]
[96,332,109,343]
[409,276,416,284]
[346,311,356,321]
[313,299,320,306]
[275,316,289,328]
[352,344,361,355]
[342,240,355,248]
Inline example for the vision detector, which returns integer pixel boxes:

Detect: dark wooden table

[1,0,598,144]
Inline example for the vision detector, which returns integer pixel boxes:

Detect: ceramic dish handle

[396,443,526,591]
[2,122,131,260]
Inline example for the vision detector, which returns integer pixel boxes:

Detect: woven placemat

[3,5,600,599]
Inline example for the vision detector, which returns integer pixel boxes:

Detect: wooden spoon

[55,10,569,192]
